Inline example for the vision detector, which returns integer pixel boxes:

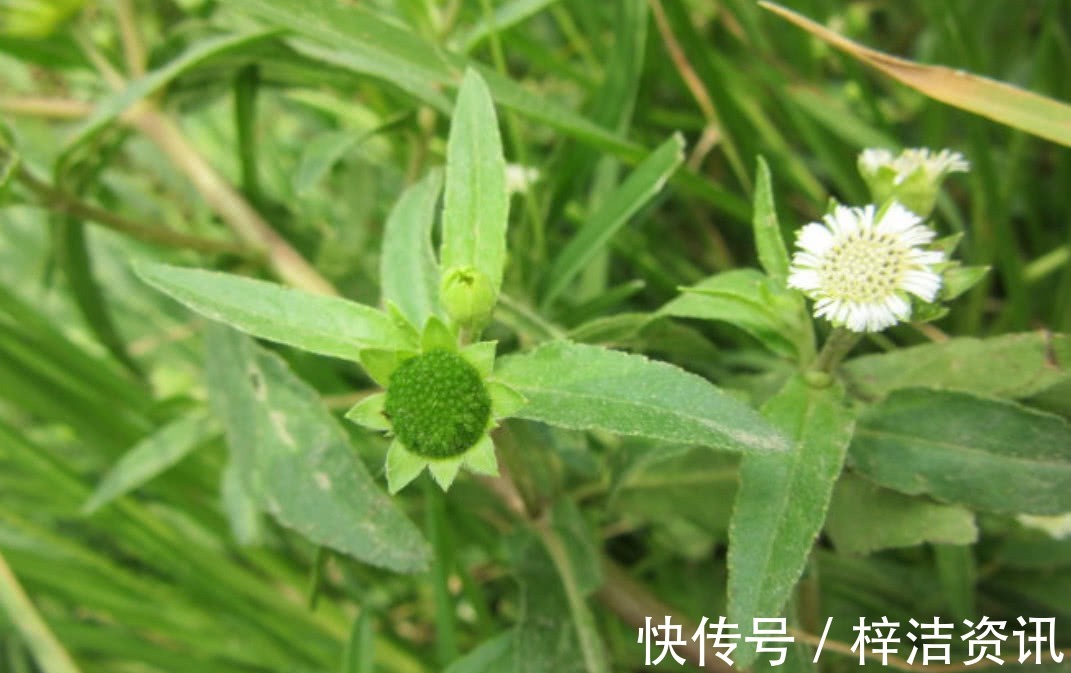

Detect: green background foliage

[1,1,1070,672]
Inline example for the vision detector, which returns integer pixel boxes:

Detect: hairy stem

[813,326,862,373]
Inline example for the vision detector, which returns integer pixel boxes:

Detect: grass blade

[541,133,685,307]
[0,551,83,673]
[82,412,217,514]
[761,1,1071,147]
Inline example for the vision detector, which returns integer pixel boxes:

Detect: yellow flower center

[820,230,908,303]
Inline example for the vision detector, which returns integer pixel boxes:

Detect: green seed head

[383,350,492,459]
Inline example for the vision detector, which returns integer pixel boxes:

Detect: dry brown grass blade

[760,1,1071,148]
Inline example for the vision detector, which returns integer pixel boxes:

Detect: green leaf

[60,30,278,168]
[292,129,363,196]
[613,446,739,553]
[510,531,608,673]
[54,217,143,377]
[752,156,790,286]
[542,134,685,307]
[458,0,560,51]
[204,325,430,572]
[727,375,854,667]
[136,263,416,360]
[941,265,990,301]
[221,458,264,546]
[825,473,977,555]
[661,269,813,361]
[82,412,217,514]
[494,340,790,453]
[851,388,1071,515]
[842,332,1071,401]
[548,500,602,596]
[380,169,443,328]
[223,0,749,218]
[444,634,515,673]
[441,68,509,293]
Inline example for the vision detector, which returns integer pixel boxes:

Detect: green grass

[1,1,1070,672]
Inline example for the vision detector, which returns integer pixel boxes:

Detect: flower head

[858,147,969,217]
[345,316,525,493]
[787,202,945,332]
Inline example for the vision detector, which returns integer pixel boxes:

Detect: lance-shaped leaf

[661,269,813,362]
[82,411,217,514]
[850,388,1071,515]
[441,69,509,292]
[137,262,416,360]
[494,341,790,453]
[380,168,444,328]
[842,332,1070,401]
[825,473,977,555]
[541,134,685,307]
[752,156,790,286]
[204,325,429,572]
[727,375,854,667]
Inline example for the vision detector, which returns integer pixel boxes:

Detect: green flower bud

[858,148,969,219]
[383,350,491,459]
[440,266,496,330]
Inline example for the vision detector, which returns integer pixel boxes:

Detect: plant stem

[115,0,147,78]
[423,481,460,665]
[812,326,862,373]
[596,560,735,673]
[0,550,84,673]
[15,166,258,258]
[0,97,92,119]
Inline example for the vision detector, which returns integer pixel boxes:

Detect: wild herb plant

[1,2,1070,673]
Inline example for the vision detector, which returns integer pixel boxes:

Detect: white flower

[859,148,969,186]
[787,202,945,332]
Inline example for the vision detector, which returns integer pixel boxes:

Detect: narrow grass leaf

[381,169,443,328]
[204,325,430,572]
[0,551,84,673]
[459,0,560,51]
[136,262,416,360]
[851,388,1071,515]
[441,69,509,292]
[762,2,1071,147]
[444,634,515,673]
[82,412,217,514]
[54,220,142,376]
[542,134,684,307]
[494,340,790,453]
[60,30,278,165]
[292,130,363,196]
[728,375,854,667]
